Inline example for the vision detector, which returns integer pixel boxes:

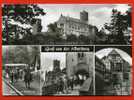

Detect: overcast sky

[41,52,66,72]
[95,48,132,66]
[38,4,130,32]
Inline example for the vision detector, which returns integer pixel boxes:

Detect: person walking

[10,70,14,84]
[63,76,68,94]
[70,76,74,90]
[58,77,64,94]
[24,68,32,89]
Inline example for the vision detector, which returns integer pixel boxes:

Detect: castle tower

[80,10,88,24]
[53,60,61,72]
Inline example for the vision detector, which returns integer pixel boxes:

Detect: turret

[80,10,88,24]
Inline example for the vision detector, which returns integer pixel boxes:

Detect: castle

[31,11,96,42]
[57,11,96,37]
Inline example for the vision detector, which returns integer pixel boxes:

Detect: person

[24,68,32,89]
[73,75,77,86]
[67,76,74,91]
[114,84,122,95]
[5,72,9,79]
[63,76,68,93]
[10,70,14,83]
[14,69,18,82]
[70,76,74,90]
[57,77,64,94]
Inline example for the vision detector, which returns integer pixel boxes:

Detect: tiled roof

[58,15,88,24]
[108,49,119,55]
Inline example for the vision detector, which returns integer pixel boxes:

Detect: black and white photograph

[2,4,132,45]
[1,3,133,97]
[2,46,41,96]
[95,46,132,95]
[40,49,95,95]
[66,52,95,96]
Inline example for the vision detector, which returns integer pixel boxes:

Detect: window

[78,53,84,58]
[60,23,64,27]
[69,25,71,28]
[72,59,74,62]
[78,53,81,58]
[72,26,74,29]
[78,26,80,30]
[116,63,122,72]
[75,26,77,30]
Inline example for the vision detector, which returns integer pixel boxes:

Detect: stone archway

[73,63,90,86]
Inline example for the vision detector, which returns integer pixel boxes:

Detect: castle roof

[101,56,107,60]
[58,15,88,25]
[108,49,120,55]
[95,55,105,66]
[107,49,131,66]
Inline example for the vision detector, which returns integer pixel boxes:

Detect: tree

[78,34,91,44]
[95,27,109,44]
[2,46,40,66]
[47,22,60,33]
[125,5,131,27]
[104,8,131,44]
[47,22,63,43]
[66,34,78,44]
[2,4,46,44]
[2,46,29,64]
[96,28,105,38]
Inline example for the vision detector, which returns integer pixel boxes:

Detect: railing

[3,78,23,96]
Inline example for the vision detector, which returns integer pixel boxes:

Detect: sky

[95,48,132,66]
[37,4,130,32]
[41,52,66,72]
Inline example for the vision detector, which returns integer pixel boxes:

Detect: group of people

[56,76,74,94]
[5,68,23,84]
[42,74,89,95]
[5,67,33,89]
[42,75,74,95]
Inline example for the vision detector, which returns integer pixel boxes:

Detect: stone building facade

[57,11,95,38]
[101,49,131,85]
[66,52,93,78]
